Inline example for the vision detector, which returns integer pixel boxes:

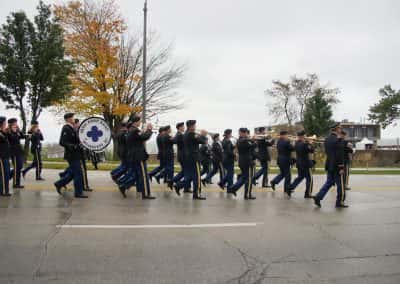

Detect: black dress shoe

[167,181,174,190]
[13,185,24,189]
[304,195,312,199]
[75,195,89,198]
[227,189,237,197]
[36,177,45,181]
[143,196,156,200]
[174,185,181,196]
[119,186,127,198]
[3,193,12,197]
[336,204,349,208]
[345,187,351,191]
[155,176,161,184]
[217,182,225,190]
[54,183,63,196]
[193,196,206,200]
[84,188,93,192]
[245,195,256,200]
[183,189,193,193]
[270,182,276,191]
[201,179,207,187]
[313,196,321,208]
[285,190,291,198]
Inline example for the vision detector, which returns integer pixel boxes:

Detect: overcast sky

[1,0,400,143]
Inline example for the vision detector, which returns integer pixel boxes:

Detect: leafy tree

[303,89,334,137]
[30,1,72,123]
[368,85,400,128]
[54,0,185,158]
[265,74,339,127]
[0,11,35,134]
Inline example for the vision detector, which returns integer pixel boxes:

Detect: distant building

[341,121,381,143]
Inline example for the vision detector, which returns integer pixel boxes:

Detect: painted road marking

[57,222,262,229]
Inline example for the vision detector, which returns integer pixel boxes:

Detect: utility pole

[142,0,148,127]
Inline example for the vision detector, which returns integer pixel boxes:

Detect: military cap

[239,127,248,133]
[31,120,39,125]
[186,120,196,127]
[280,130,289,136]
[158,126,165,133]
[8,118,17,124]
[64,113,74,120]
[297,130,306,136]
[330,122,341,129]
[258,127,266,132]
[224,129,232,136]
[212,133,220,140]
[0,116,6,124]
[164,125,171,131]
[176,122,184,129]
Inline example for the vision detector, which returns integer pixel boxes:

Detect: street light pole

[142,0,148,127]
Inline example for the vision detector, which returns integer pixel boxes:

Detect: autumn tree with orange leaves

[54,0,185,157]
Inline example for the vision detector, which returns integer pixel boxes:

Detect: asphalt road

[0,170,399,283]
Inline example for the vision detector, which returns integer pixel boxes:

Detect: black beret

[0,116,6,124]
[31,120,39,125]
[131,116,141,123]
[258,127,266,132]
[224,129,232,136]
[64,113,74,120]
[212,133,220,140]
[330,122,341,129]
[297,130,306,136]
[8,118,17,124]
[239,127,248,133]
[186,120,196,127]
[280,130,288,136]
[176,122,184,129]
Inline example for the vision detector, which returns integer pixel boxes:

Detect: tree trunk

[112,135,120,161]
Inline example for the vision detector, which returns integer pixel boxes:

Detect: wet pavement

[0,170,400,283]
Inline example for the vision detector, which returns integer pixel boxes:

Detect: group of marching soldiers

[0,116,44,197]
[110,118,353,208]
[0,112,353,208]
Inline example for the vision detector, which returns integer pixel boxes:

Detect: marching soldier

[219,129,235,189]
[313,123,348,208]
[121,116,155,199]
[22,121,44,180]
[161,125,175,190]
[174,120,208,200]
[7,118,25,189]
[227,128,256,200]
[54,113,88,198]
[117,122,137,192]
[289,130,314,198]
[203,133,224,186]
[172,122,191,192]
[253,127,274,188]
[270,131,294,196]
[0,117,11,197]
[199,137,212,179]
[149,127,166,184]
[111,122,129,182]
[340,130,353,191]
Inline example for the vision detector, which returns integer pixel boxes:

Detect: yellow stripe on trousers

[309,168,313,195]
[196,162,201,195]
[140,161,148,195]
[340,173,345,203]
[35,149,39,178]
[13,157,16,185]
[80,161,87,189]
[0,159,5,193]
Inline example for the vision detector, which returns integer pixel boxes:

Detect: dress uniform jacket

[7,130,24,157]
[126,127,153,162]
[183,132,207,163]
[0,131,10,159]
[222,139,235,164]
[237,137,256,168]
[295,140,314,169]
[256,138,273,162]
[211,142,223,162]
[30,131,43,153]
[276,139,294,166]
[59,124,83,161]
[172,132,185,163]
[161,134,174,161]
[116,130,128,160]
[324,133,344,173]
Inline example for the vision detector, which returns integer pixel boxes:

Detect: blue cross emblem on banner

[87,126,103,142]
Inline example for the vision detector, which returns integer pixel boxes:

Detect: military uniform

[175,121,207,199]
[342,139,353,191]
[22,126,44,180]
[199,142,212,177]
[7,123,25,188]
[314,130,347,208]
[253,135,274,187]
[149,129,165,183]
[289,137,314,198]
[54,121,86,198]
[161,128,175,188]
[204,136,224,185]
[0,118,11,196]
[125,125,154,199]
[111,126,129,181]
[219,130,235,189]
[271,135,294,194]
[227,131,257,199]
[172,124,188,191]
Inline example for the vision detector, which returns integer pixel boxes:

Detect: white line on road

[56,222,262,229]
